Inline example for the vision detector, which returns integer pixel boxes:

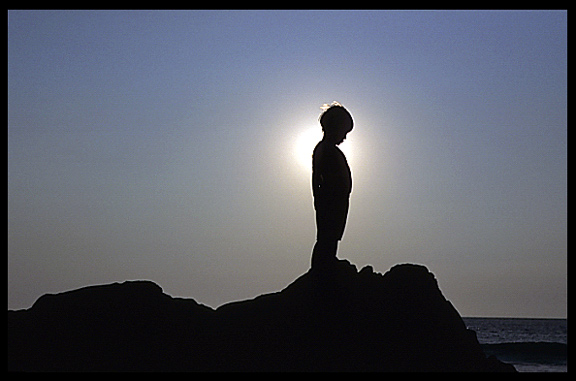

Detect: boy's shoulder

[314,140,346,161]
[313,140,336,156]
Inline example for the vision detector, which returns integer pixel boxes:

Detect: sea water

[463,317,567,372]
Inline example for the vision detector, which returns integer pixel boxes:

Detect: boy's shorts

[314,196,349,241]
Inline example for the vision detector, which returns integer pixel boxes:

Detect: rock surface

[8,261,516,372]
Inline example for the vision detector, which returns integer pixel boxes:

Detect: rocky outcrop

[8,262,516,372]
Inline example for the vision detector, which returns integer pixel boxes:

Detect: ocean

[463,318,567,372]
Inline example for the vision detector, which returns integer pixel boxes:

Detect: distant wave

[482,342,567,365]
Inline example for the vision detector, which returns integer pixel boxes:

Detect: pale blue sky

[8,10,567,317]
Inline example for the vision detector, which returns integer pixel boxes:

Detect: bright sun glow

[294,126,354,172]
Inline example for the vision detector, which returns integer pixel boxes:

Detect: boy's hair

[319,102,353,133]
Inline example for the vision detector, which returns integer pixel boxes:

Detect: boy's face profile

[327,125,350,145]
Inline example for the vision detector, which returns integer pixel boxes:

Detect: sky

[8,10,567,318]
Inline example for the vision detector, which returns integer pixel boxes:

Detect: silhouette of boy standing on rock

[311,102,353,271]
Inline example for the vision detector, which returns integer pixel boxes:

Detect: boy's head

[319,102,353,134]
[319,102,353,144]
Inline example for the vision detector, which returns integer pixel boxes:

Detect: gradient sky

[8,10,567,318]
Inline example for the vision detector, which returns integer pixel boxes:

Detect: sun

[294,126,322,171]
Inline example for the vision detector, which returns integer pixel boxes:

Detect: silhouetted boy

[311,103,353,271]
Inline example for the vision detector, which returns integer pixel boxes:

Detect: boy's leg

[311,238,338,270]
[312,196,347,270]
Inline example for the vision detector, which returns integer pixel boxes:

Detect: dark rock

[8,262,516,372]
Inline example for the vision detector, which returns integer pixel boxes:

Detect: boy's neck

[322,136,339,145]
